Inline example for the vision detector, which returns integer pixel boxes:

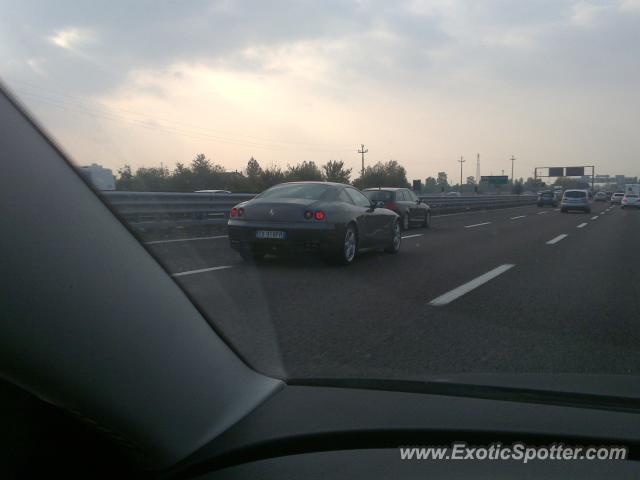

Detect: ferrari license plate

[256,230,286,240]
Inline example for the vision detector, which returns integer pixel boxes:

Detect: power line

[17,90,355,154]
[10,80,354,153]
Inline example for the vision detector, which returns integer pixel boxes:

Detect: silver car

[560,189,591,213]
[610,192,624,205]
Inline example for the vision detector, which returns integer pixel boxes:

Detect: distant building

[79,163,115,190]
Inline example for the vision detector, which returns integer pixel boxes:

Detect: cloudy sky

[1,0,639,182]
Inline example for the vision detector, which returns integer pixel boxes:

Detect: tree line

[114,154,410,192]
[114,152,554,194]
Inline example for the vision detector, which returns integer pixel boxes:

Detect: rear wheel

[422,210,431,228]
[401,213,410,231]
[384,220,401,254]
[337,224,358,265]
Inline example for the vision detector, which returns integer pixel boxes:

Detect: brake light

[314,210,326,221]
[237,207,245,217]
[304,210,313,220]
[230,207,238,217]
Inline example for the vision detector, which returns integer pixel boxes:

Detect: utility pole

[358,144,368,177]
[458,156,466,188]
[475,153,480,184]
[510,155,516,184]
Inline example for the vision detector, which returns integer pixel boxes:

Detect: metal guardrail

[103,191,537,230]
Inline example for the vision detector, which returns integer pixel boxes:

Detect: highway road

[145,202,640,380]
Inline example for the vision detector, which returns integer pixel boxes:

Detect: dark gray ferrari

[228,182,401,264]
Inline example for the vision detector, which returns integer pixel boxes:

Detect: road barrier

[103,191,537,230]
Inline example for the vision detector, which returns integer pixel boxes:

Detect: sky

[1,0,639,183]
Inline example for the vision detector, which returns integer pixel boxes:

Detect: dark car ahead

[228,182,401,264]
[363,187,431,230]
[537,190,557,207]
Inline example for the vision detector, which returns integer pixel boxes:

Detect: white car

[610,192,624,205]
[621,194,640,209]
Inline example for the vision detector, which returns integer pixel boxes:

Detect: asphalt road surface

[145,202,640,380]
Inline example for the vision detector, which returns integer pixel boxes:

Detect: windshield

[363,190,394,202]
[2,1,640,398]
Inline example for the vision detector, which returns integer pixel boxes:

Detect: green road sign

[481,175,509,185]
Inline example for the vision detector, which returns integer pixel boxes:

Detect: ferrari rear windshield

[258,183,331,200]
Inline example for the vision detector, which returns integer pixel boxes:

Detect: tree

[523,177,545,192]
[512,178,524,194]
[245,157,264,192]
[285,161,323,182]
[170,162,193,192]
[115,164,133,191]
[190,153,225,190]
[262,165,286,188]
[322,160,352,183]
[131,165,170,191]
[436,171,449,192]
[353,160,409,189]
[424,176,438,193]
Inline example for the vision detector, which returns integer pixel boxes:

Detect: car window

[363,190,394,202]
[406,190,418,202]
[339,189,354,204]
[345,188,373,207]
[564,191,587,198]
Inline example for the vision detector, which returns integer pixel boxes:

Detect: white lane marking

[172,265,233,277]
[554,208,560,211]
[577,223,588,229]
[510,215,527,220]
[402,234,424,239]
[591,216,598,220]
[546,234,568,245]
[537,211,548,215]
[146,235,228,245]
[464,222,491,228]
[434,204,536,218]
[428,264,515,307]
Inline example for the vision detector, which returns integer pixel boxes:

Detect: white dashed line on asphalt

[428,264,515,307]
[146,235,228,245]
[172,265,233,277]
[537,211,548,215]
[554,208,560,211]
[402,234,424,239]
[591,216,599,220]
[546,234,568,245]
[464,222,492,228]
[577,223,588,229]
[510,215,527,220]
